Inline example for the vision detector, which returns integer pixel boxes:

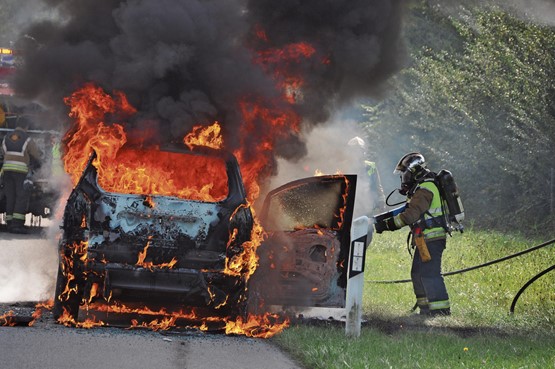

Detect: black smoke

[14,0,406,161]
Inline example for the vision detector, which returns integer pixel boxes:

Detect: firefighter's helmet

[394,152,428,195]
[347,136,366,148]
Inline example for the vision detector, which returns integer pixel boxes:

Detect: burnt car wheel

[52,241,86,323]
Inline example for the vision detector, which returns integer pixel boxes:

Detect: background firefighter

[374,152,451,316]
[0,118,41,233]
[347,136,386,214]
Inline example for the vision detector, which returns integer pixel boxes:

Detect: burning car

[51,85,361,334]
[53,145,254,323]
[53,141,359,330]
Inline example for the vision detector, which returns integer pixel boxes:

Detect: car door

[250,174,357,309]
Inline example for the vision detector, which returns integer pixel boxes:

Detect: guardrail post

[345,216,370,337]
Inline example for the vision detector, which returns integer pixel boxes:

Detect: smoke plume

[2,0,407,305]
[14,0,406,164]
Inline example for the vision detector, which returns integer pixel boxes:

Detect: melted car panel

[251,175,357,308]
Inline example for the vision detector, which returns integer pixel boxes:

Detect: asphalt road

[0,226,302,369]
[0,324,301,369]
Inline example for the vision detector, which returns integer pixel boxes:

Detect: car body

[53,145,254,321]
[53,144,358,325]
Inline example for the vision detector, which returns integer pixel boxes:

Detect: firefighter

[347,137,386,214]
[48,132,64,177]
[0,118,42,233]
[363,159,386,213]
[374,152,451,316]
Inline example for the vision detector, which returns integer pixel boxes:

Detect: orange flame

[63,84,228,203]
[336,175,350,229]
[143,195,155,208]
[130,317,177,331]
[255,42,316,65]
[29,299,54,327]
[184,121,224,150]
[74,302,289,338]
[88,283,99,303]
[0,311,16,327]
[63,83,134,186]
[58,241,88,303]
[136,237,178,270]
[225,207,265,279]
[225,313,289,339]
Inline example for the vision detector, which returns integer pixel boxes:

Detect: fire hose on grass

[366,238,555,314]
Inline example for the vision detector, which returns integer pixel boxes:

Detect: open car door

[249,174,357,314]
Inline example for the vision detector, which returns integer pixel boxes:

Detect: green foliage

[362,4,555,233]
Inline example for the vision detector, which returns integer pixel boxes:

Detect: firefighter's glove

[374,217,397,234]
[23,179,34,191]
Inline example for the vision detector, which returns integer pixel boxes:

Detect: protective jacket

[392,179,447,241]
[1,127,41,174]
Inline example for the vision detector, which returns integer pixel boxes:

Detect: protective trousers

[411,238,450,314]
[3,171,28,226]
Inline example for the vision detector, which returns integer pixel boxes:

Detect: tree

[362,4,555,233]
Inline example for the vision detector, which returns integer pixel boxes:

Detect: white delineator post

[345,216,370,337]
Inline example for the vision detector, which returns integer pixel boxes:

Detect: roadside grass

[273,229,555,368]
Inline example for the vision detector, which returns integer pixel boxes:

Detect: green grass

[272,229,555,368]
[276,324,555,369]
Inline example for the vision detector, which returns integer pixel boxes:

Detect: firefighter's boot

[429,308,451,317]
[416,297,430,315]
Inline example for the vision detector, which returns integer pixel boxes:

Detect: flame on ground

[56,301,289,338]
[225,313,289,339]
[0,311,16,327]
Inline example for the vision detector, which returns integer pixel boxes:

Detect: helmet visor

[399,170,414,195]
[401,170,413,187]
